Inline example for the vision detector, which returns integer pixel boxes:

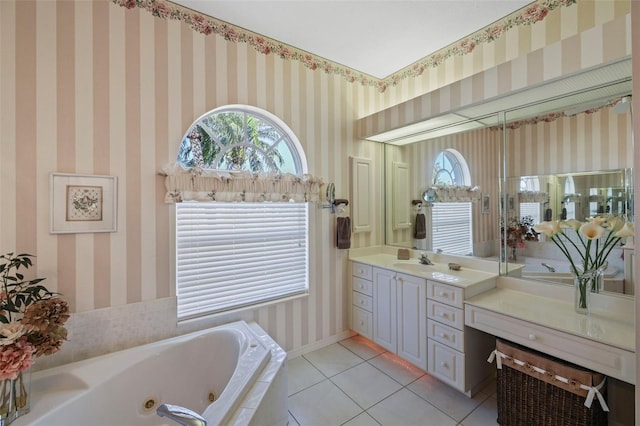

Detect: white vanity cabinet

[371,266,427,371]
[350,263,373,339]
[427,281,495,396]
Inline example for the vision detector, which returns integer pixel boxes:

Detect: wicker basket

[495,339,607,426]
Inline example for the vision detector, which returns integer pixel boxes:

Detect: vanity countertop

[349,249,498,290]
[465,286,635,352]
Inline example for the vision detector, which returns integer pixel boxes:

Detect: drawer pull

[439,291,446,297]
[528,333,537,341]
[360,300,365,305]
[439,312,448,318]
[440,362,449,369]
[360,321,364,326]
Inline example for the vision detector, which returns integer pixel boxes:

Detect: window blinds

[520,202,542,224]
[431,202,473,255]
[176,202,309,320]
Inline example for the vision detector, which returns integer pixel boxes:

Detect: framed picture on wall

[481,193,490,214]
[508,195,515,211]
[50,173,118,234]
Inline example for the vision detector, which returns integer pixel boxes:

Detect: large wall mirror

[382,57,633,298]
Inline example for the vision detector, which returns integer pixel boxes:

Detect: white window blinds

[176,202,309,320]
[520,202,541,224]
[431,202,473,255]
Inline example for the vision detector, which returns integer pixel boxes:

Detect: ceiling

[171,0,531,79]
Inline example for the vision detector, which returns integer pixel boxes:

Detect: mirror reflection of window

[430,149,473,255]
[563,176,576,220]
[518,176,542,223]
[432,149,468,185]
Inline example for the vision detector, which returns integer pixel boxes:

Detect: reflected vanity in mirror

[502,169,634,296]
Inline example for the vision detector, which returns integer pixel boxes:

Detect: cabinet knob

[439,312,448,318]
[439,291,445,297]
[360,300,365,305]
[528,333,536,341]
[440,362,449,369]
[360,321,364,326]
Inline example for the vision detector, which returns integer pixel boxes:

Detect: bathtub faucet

[157,404,207,426]
[541,263,556,273]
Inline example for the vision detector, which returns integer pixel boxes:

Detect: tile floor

[287,335,498,426]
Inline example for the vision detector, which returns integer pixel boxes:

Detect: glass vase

[574,269,596,315]
[0,368,31,426]
[590,263,606,294]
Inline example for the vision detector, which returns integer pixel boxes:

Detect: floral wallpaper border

[490,96,628,131]
[113,0,576,93]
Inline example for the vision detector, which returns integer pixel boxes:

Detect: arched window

[177,105,306,175]
[432,149,470,186]
[174,106,309,321]
[430,149,473,256]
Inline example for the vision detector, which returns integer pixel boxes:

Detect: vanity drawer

[427,300,464,330]
[352,262,373,280]
[428,339,464,391]
[352,277,373,297]
[465,304,636,384]
[352,306,372,339]
[428,319,464,352]
[352,291,373,312]
[427,281,464,309]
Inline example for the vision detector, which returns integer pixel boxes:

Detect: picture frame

[508,195,515,211]
[481,193,490,214]
[50,173,118,234]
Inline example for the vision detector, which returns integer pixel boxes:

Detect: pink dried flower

[0,337,35,380]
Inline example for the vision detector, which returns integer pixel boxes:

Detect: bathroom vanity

[349,247,499,396]
[349,246,636,407]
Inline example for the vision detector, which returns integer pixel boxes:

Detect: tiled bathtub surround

[35,296,254,371]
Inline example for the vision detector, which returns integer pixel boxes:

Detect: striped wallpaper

[0,0,634,363]
[364,0,632,117]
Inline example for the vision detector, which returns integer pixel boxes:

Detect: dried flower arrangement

[0,252,69,422]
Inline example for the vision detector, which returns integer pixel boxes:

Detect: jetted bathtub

[15,321,287,426]
[518,257,624,293]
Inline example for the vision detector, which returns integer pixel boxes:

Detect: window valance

[432,185,480,202]
[518,191,549,203]
[161,163,323,203]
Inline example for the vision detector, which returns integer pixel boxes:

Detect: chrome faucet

[541,263,556,273]
[157,404,207,426]
[419,253,433,265]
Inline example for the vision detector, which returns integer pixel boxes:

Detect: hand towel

[414,213,426,239]
[337,216,351,249]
